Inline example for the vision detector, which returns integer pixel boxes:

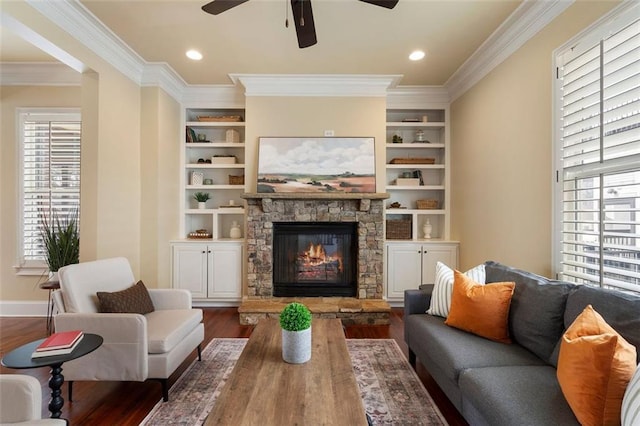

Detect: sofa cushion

[145,309,203,354]
[427,262,485,318]
[563,285,640,364]
[97,280,155,314]
[459,366,579,426]
[405,314,545,384]
[557,305,637,426]
[622,363,640,426]
[445,271,514,344]
[485,261,574,365]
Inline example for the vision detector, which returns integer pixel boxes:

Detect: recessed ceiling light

[409,50,426,61]
[186,50,203,61]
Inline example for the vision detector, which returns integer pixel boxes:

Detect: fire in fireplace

[273,222,357,297]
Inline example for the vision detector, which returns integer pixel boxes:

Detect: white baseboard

[0,301,49,317]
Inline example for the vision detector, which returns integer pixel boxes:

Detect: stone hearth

[238,297,391,326]
[240,193,390,325]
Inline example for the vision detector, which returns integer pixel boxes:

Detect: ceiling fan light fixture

[409,50,425,61]
[186,50,203,61]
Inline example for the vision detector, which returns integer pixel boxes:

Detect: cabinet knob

[202,250,206,254]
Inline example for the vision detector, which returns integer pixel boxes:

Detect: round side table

[2,333,103,419]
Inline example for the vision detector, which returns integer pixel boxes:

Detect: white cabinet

[171,241,243,302]
[182,108,246,240]
[386,241,458,302]
[385,108,450,241]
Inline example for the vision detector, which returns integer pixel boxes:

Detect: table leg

[46,289,54,335]
[48,363,64,418]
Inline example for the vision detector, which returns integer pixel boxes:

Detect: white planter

[198,202,206,209]
[282,327,312,364]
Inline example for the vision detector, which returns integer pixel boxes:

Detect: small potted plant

[279,302,312,364]
[193,192,210,209]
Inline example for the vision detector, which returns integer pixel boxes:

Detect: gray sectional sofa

[404,261,640,426]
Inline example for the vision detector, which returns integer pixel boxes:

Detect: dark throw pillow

[97,280,155,314]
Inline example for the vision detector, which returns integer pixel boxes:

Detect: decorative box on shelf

[225,129,241,143]
[197,115,243,122]
[188,229,212,239]
[228,175,245,185]
[386,219,412,240]
[416,199,439,209]
[396,178,420,186]
[389,157,435,165]
[212,155,237,164]
[191,171,204,185]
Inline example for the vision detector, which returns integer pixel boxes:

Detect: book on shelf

[32,330,84,358]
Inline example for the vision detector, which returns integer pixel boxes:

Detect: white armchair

[0,374,67,425]
[51,257,204,402]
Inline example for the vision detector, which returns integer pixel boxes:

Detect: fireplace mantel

[241,193,389,200]
[242,193,389,212]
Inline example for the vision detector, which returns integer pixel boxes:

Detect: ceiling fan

[201,0,399,49]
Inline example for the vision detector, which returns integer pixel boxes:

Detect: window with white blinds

[19,110,81,269]
[554,8,639,294]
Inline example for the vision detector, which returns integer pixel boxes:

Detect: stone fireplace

[238,193,391,325]
[242,193,388,300]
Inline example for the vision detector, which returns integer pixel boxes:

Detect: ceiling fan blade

[291,0,317,48]
[202,0,249,15]
[358,0,399,9]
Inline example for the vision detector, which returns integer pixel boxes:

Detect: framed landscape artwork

[257,137,376,193]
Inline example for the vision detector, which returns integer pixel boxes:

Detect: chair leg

[160,379,169,402]
[197,344,202,361]
[68,381,73,402]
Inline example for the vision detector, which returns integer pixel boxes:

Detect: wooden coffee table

[205,318,367,425]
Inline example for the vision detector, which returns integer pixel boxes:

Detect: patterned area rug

[140,338,447,425]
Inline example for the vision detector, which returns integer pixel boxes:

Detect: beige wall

[140,87,181,288]
[450,0,619,275]
[244,96,387,193]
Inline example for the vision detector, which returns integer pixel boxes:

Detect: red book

[35,330,83,352]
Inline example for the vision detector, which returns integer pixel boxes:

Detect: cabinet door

[172,244,208,298]
[208,243,242,299]
[386,243,423,299]
[421,244,458,285]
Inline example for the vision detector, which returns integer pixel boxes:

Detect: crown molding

[26,0,146,85]
[230,74,403,97]
[386,86,450,109]
[445,0,574,101]
[181,85,246,109]
[0,62,81,86]
[141,63,187,103]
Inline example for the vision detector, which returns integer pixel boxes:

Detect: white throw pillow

[622,363,640,426]
[426,261,486,318]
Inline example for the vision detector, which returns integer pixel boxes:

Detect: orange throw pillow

[557,305,637,426]
[444,270,515,344]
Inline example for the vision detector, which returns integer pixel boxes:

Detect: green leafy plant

[279,302,312,331]
[40,208,80,272]
[193,192,211,202]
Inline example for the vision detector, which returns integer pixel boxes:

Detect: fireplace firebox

[273,222,357,297]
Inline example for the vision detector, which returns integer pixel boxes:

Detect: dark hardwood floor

[0,308,467,425]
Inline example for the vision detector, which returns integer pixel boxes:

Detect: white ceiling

[1,0,524,87]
